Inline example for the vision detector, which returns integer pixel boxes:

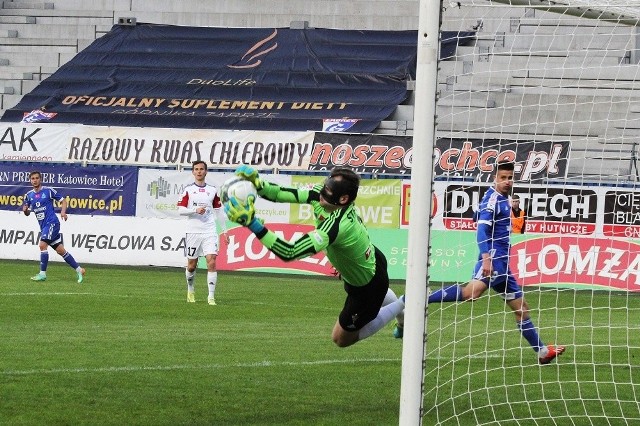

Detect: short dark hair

[496,161,515,172]
[192,161,207,170]
[512,194,520,201]
[329,167,360,204]
[29,171,41,178]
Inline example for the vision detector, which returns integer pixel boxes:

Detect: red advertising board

[510,236,640,292]
[217,223,336,276]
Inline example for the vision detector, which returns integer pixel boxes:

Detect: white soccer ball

[220,176,258,205]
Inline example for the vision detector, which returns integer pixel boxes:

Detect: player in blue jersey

[398,162,564,364]
[22,171,86,283]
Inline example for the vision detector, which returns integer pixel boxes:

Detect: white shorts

[184,233,219,259]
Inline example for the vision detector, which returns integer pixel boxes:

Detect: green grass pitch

[1,259,638,425]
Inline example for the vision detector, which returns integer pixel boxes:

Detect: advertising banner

[307,134,570,178]
[393,179,640,290]
[603,190,640,238]
[136,169,293,224]
[2,162,640,292]
[287,175,402,229]
[440,184,598,235]
[0,211,336,276]
[308,133,413,174]
[511,236,640,291]
[137,168,233,219]
[217,223,335,276]
[0,123,314,169]
[1,124,570,180]
[1,25,473,132]
[148,172,404,230]
[434,139,570,182]
[368,228,411,279]
[0,163,137,216]
[0,211,188,267]
[2,25,416,132]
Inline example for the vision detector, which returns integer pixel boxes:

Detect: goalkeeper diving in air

[225,165,405,348]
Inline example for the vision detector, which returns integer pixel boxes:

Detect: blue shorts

[40,222,63,247]
[472,257,523,300]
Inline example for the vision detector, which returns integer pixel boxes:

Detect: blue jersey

[475,186,511,260]
[23,187,63,230]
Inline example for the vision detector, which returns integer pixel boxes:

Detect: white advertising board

[0,123,315,169]
[0,210,188,268]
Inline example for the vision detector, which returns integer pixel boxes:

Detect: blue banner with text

[0,163,138,216]
[1,24,474,132]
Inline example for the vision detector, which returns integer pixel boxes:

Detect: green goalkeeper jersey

[256,181,377,286]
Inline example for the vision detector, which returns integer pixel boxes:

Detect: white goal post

[401,1,640,424]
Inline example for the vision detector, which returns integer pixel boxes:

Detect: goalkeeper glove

[235,164,263,190]
[224,197,265,233]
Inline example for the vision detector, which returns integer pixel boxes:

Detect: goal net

[413,1,640,424]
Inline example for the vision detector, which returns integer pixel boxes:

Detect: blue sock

[62,252,80,270]
[428,285,463,303]
[40,251,49,272]
[517,318,544,353]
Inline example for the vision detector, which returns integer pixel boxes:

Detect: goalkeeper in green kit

[225,165,405,348]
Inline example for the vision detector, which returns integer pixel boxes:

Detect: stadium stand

[0,0,638,179]
[0,0,423,129]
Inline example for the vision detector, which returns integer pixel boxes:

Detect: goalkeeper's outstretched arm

[254,226,329,262]
[224,194,329,262]
[258,180,314,205]
[234,164,314,205]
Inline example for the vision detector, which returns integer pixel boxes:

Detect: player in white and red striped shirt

[177,161,229,305]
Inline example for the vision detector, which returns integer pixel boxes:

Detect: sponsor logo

[310,141,411,173]
[322,119,359,132]
[227,29,278,69]
[434,139,570,182]
[221,223,334,276]
[147,177,171,199]
[511,236,640,291]
[21,109,57,123]
[443,185,596,234]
